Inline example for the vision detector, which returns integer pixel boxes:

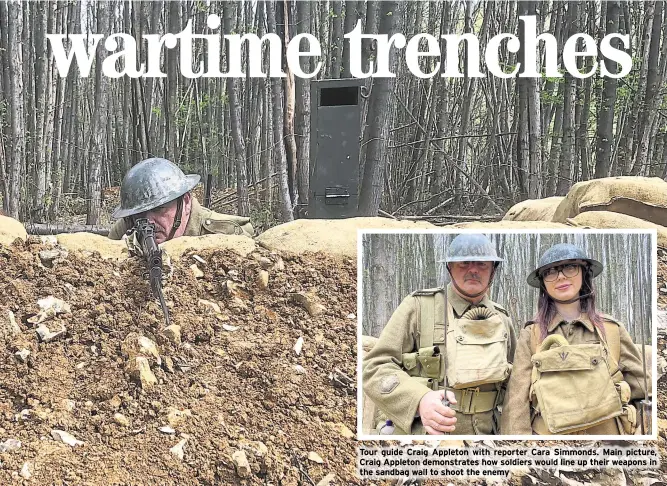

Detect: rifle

[125,218,170,326]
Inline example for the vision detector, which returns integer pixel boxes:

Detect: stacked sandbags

[257,217,436,259]
[502,197,564,222]
[568,211,667,248]
[0,215,28,246]
[552,176,667,225]
[55,233,126,259]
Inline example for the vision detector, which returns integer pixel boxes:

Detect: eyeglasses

[540,263,581,282]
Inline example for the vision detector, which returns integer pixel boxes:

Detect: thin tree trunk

[330,1,343,78]
[282,0,298,207]
[223,1,249,216]
[295,0,311,209]
[595,0,620,178]
[7,1,24,219]
[267,0,293,221]
[359,1,400,215]
[342,0,358,78]
[87,4,110,225]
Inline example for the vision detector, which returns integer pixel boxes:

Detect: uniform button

[568,328,573,335]
[206,219,211,225]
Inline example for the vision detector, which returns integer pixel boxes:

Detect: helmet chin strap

[447,265,497,300]
[167,196,184,241]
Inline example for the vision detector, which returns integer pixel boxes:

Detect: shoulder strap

[528,322,540,355]
[411,287,443,297]
[411,288,445,349]
[492,302,510,317]
[418,294,434,348]
[602,321,621,366]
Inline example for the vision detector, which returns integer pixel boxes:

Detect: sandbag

[0,215,27,246]
[502,197,564,222]
[567,211,667,248]
[552,177,667,225]
[257,217,436,259]
[56,233,126,259]
[162,234,256,259]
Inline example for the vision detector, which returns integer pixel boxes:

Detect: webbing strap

[418,295,435,349]
[529,321,620,365]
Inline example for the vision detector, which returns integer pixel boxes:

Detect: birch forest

[361,232,654,343]
[1,1,667,225]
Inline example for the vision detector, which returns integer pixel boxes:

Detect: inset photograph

[359,230,656,439]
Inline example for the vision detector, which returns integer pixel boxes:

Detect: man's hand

[418,390,457,435]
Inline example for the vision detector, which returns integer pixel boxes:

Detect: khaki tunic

[501,314,648,435]
[108,197,254,240]
[362,284,517,435]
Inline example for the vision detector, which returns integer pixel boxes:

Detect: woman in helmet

[501,243,648,435]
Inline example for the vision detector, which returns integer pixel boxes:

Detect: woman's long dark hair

[535,264,605,340]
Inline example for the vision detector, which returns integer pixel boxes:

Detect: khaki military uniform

[362,284,517,435]
[501,314,648,435]
[108,197,254,240]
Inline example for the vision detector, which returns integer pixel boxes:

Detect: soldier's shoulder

[195,206,253,236]
[523,320,538,329]
[486,299,510,317]
[410,287,445,297]
[600,314,623,327]
[108,219,128,240]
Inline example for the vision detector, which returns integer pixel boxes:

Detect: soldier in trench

[108,157,254,243]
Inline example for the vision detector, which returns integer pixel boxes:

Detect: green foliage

[195,0,208,13]
[151,106,162,118]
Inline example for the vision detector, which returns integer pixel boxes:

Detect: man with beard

[108,158,254,243]
[363,233,517,435]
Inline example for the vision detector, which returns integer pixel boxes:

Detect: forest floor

[0,237,663,485]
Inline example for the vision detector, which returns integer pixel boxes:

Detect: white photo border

[356,227,658,442]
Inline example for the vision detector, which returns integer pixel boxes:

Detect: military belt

[446,387,499,414]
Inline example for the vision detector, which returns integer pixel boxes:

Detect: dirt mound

[552,176,667,225]
[257,217,435,258]
[0,239,358,485]
[0,215,27,246]
[450,221,568,230]
[568,211,667,248]
[502,197,563,222]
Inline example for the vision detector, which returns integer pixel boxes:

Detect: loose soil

[0,238,357,485]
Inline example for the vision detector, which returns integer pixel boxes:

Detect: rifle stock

[126,218,170,326]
